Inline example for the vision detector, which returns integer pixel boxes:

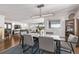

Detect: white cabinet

[0,15,5,39]
[0,15,5,27]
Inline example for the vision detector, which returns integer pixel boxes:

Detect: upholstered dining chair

[21,34,34,53]
[22,34,39,54]
[61,34,78,54]
[38,36,55,54]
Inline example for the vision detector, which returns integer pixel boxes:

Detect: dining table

[21,33,65,54]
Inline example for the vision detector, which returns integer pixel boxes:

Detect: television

[14,25,21,29]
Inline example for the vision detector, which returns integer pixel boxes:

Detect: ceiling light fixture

[32,4,53,19]
[37,4,44,17]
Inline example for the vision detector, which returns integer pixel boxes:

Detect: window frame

[49,20,61,28]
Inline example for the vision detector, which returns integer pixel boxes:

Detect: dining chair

[22,34,39,54]
[38,36,55,54]
[22,35,34,53]
[61,34,78,54]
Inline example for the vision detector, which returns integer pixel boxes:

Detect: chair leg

[23,49,25,53]
[38,49,41,54]
[70,43,75,54]
[31,47,34,54]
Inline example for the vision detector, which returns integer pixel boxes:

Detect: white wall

[75,8,79,18]
[0,15,5,27]
[0,15,5,40]
[74,8,79,35]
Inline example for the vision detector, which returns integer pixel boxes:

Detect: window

[5,23,12,29]
[8,24,12,29]
[5,24,7,29]
[49,20,61,28]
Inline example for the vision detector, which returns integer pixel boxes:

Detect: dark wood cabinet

[65,19,79,43]
[65,19,75,41]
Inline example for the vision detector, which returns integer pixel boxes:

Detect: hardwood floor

[0,35,79,54]
[75,48,79,54]
[0,35,20,52]
[0,41,4,51]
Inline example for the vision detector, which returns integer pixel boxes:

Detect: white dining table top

[28,33,65,41]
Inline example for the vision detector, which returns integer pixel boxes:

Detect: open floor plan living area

[0,4,79,54]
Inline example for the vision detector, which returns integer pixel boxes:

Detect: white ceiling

[0,4,79,23]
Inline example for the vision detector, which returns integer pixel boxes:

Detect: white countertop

[28,33,65,41]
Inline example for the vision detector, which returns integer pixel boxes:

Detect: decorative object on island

[36,25,44,34]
